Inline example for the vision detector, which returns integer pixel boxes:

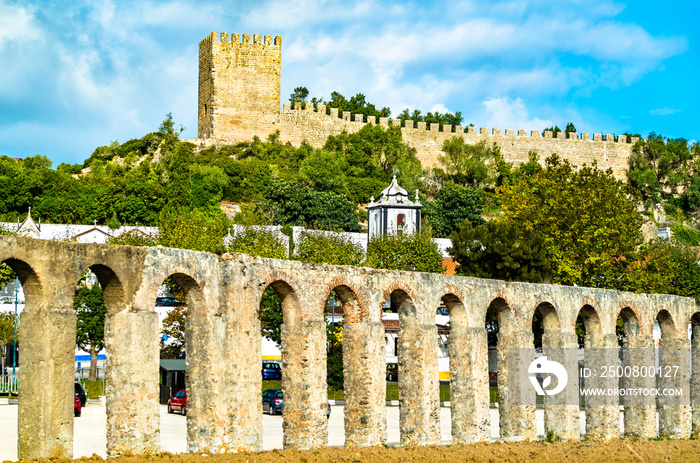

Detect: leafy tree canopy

[438,138,502,188]
[157,207,229,254]
[396,108,464,130]
[74,284,106,381]
[628,133,698,204]
[497,155,643,287]
[261,180,361,232]
[449,219,552,283]
[423,184,485,238]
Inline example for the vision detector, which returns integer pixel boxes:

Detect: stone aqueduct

[3,235,700,459]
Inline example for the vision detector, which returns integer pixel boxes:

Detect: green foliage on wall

[157,208,229,254]
[366,230,443,273]
[293,231,364,266]
[228,226,287,259]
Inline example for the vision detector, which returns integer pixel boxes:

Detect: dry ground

[10,439,700,463]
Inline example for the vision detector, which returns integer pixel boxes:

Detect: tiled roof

[442,257,457,275]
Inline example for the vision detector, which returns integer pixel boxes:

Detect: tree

[0,312,17,376]
[74,285,106,381]
[449,220,552,283]
[366,229,443,273]
[323,124,422,195]
[0,226,15,290]
[106,231,157,247]
[289,86,309,103]
[623,240,700,302]
[259,288,283,346]
[298,149,348,195]
[422,184,484,238]
[396,108,464,129]
[293,230,364,266]
[326,323,343,389]
[261,180,361,232]
[628,133,695,203]
[438,138,500,187]
[160,304,186,359]
[497,155,643,287]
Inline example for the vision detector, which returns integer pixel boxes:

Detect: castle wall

[198,32,282,140]
[278,105,637,179]
[197,32,637,179]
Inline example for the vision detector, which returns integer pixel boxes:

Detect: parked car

[74,395,82,417]
[155,297,185,307]
[262,389,331,418]
[167,389,187,415]
[75,382,87,407]
[262,362,282,380]
[386,363,398,382]
[262,388,283,415]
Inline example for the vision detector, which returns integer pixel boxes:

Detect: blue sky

[0,0,697,165]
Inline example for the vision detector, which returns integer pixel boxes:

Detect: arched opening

[1,258,41,460]
[259,279,323,449]
[71,265,126,455]
[154,273,203,454]
[485,297,516,439]
[0,259,33,398]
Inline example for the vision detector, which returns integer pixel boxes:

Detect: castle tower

[198,32,282,140]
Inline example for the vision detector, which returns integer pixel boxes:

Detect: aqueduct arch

[1,235,699,458]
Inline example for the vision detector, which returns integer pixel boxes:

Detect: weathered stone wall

[2,235,698,458]
[196,32,638,179]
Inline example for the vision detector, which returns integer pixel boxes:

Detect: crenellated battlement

[199,32,637,179]
[279,103,640,145]
[200,32,282,47]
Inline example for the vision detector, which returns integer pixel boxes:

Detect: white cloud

[0,2,40,43]
[650,107,680,116]
[480,97,553,131]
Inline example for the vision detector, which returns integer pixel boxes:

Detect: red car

[74,395,82,417]
[167,390,187,415]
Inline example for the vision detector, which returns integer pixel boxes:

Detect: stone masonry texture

[194,32,638,179]
[2,235,700,457]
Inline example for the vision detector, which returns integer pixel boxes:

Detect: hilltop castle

[195,32,637,179]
